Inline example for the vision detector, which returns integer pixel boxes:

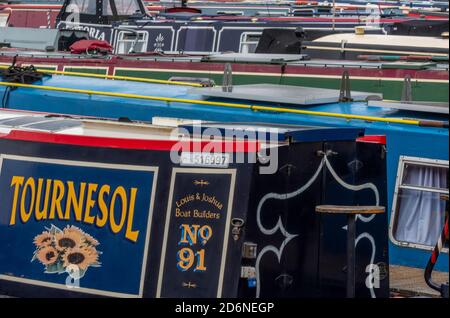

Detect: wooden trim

[316,205,385,215]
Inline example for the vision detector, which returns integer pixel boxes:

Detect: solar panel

[0,116,82,132]
[26,120,81,132]
[0,116,50,127]
[189,84,382,106]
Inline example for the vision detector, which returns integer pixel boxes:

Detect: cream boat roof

[313,33,449,49]
[0,110,197,141]
[0,110,279,148]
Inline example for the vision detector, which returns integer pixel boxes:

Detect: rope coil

[0,64,51,85]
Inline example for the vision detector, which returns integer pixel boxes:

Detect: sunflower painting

[32,224,102,279]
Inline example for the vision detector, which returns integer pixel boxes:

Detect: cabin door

[155,167,249,298]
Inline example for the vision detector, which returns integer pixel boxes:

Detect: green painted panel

[64,67,108,75]
[381,62,437,70]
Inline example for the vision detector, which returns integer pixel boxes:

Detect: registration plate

[180,152,230,168]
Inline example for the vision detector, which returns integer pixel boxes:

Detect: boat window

[103,0,113,16]
[217,11,244,16]
[0,13,8,27]
[239,32,261,54]
[66,0,97,15]
[391,156,449,251]
[318,8,332,14]
[113,0,142,16]
[256,11,287,17]
[292,9,315,17]
[116,30,148,54]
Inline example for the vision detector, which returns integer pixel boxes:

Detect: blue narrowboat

[0,70,448,276]
[0,107,390,298]
[53,0,445,56]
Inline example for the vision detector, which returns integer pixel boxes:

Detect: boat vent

[0,116,80,132]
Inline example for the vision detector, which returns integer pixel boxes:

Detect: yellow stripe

[252,105,418,125]
[0,81,421,126]
[0,65,203,87]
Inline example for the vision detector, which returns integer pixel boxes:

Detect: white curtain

[70,0,97,15]
[114,0,141,15]
[395,165,447,247]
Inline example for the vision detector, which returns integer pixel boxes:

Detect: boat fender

[69,40,113,55]
[418,120,449,128]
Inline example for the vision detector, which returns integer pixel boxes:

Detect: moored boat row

[0,0,448,299]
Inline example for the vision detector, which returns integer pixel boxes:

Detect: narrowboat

[2,0,449,21]
[1,0,447,71]
[52,0,447,53]
[0,108,390,298]
[2,0,447,37]
[1,12,448,103]
[0,67,448,274]
[0,49,448,102]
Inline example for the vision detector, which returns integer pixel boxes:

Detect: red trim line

[1,130,260,153]
[445,220,449,240]
[431,250,438,264]
[356,135,386,145]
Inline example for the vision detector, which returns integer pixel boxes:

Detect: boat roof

[0,109,364,144]
[0,49,448,70]
[0,109,184,141]
[200,52,448,68]
[368,100,449,114]
[188,84,382,105]
[179,122,365,142]
[1,74,447,125]
[313,33,450,49]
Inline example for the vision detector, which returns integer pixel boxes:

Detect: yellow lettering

[177,247,195,271]
[125,188,139,242]
[84,183,98,224]
[49,180,65,219]
[198,225,213,245]
[9,176,24,225]
[195,249,207,271]
[8,175,142,243]
[20,177,36,223]
[65,181,86,221]
[179,224,200,246]
[35,179,51,220]
[96,184,110,227]
[109,187,127,234]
